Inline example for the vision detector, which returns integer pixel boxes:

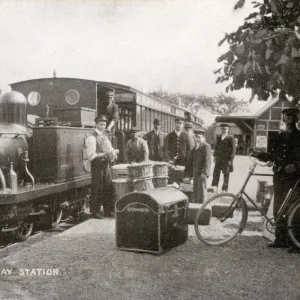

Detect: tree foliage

[216,0,300,104]
[148,89,249,119]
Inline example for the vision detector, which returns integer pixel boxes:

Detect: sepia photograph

[0,0,300,299]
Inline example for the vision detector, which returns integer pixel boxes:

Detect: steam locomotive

[0,77,203,242]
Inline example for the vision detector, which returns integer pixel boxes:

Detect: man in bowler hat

[86,115,119,218]
[143,118,164,161]
[211,123,236,192]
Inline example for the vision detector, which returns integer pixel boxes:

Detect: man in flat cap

[184,128,212,203]
[98,90,119,132]
[86,115,119,218]
[211,123,236,192]
[143,118,164,161]
[255,107,300,250]
[164,117,194,166]
[124,127,149,163]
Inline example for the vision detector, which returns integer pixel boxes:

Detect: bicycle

[194,155,300,248]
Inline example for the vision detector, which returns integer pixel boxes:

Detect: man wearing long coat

[211,123,236,192]
[184,130,212,203]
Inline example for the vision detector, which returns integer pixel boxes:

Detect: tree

[148,89,249,117]
[216,0,300,105]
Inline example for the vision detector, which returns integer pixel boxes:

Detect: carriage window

[166,115,169,133]
[118,107,133,131]
[149,109,153,127]
[141,106,146,131]
[65,89,80,105]
[27,91,41,106]
[146,108,151,131]
[156,111,161,128]
[160,113,164,132]
[136,106,141,129]
[163,113,167,132]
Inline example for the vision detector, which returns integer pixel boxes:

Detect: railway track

[0,216,88,261]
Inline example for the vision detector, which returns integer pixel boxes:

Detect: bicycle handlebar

[249,153,268,167]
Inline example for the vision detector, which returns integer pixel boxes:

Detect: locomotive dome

[0,91,27,104]
[0,91,27,128]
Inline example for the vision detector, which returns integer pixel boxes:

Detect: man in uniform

[211,123,236,192]
[124,127,149,163]
[86,115,119,218]
[164,118,194,166]
[184,128,212,203]
[143,118,164,161]
[255,108,300,249]
[98,90,119,132]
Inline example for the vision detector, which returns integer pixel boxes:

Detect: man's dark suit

[143,130,164,161]
[212,134,236,191]
[184,142,212,203]
[164,131,194,166]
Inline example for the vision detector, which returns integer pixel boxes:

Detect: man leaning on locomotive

[86,115,119,219]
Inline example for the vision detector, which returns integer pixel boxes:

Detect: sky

[0,0,265,122]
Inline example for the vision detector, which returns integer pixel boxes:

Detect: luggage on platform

[115,186,188,254]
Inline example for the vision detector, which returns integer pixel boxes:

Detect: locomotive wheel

[16,221,34,241]
[52,208,63,228]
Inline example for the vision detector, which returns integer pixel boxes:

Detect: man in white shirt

[86,115,119,218]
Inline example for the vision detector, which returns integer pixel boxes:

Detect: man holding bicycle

[257,108,300,249]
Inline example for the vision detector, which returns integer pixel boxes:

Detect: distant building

[212,97,293,154]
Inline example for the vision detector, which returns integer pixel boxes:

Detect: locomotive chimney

[0,91,27,126]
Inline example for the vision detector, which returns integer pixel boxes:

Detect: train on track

[0,77,202,242]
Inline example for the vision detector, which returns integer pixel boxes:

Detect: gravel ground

[1,156,298,300]
[0,218,299,300]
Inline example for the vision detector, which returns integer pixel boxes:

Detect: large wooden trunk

[115,186,188,254]
[32,126,93,182]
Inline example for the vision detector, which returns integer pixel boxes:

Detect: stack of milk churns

[111,161,169,201]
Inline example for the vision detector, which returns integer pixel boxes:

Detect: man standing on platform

[143,118,164,161]
[124,127,149,163]
[211,123,236,192]
[164,118,194,166]
[86,115,119,219]
[184,128,212,203]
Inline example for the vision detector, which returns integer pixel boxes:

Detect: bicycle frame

[237,161,300,227]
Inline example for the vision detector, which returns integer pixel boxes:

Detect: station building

[206,97,294,154]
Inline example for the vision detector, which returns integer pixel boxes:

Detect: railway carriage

[0,77,202,242]
[10,77,202,139]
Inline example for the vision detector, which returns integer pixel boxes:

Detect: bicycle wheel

[287,201,300,249]
[194,193,248,246]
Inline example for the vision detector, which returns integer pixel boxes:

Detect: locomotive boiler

[0,91,92,241]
